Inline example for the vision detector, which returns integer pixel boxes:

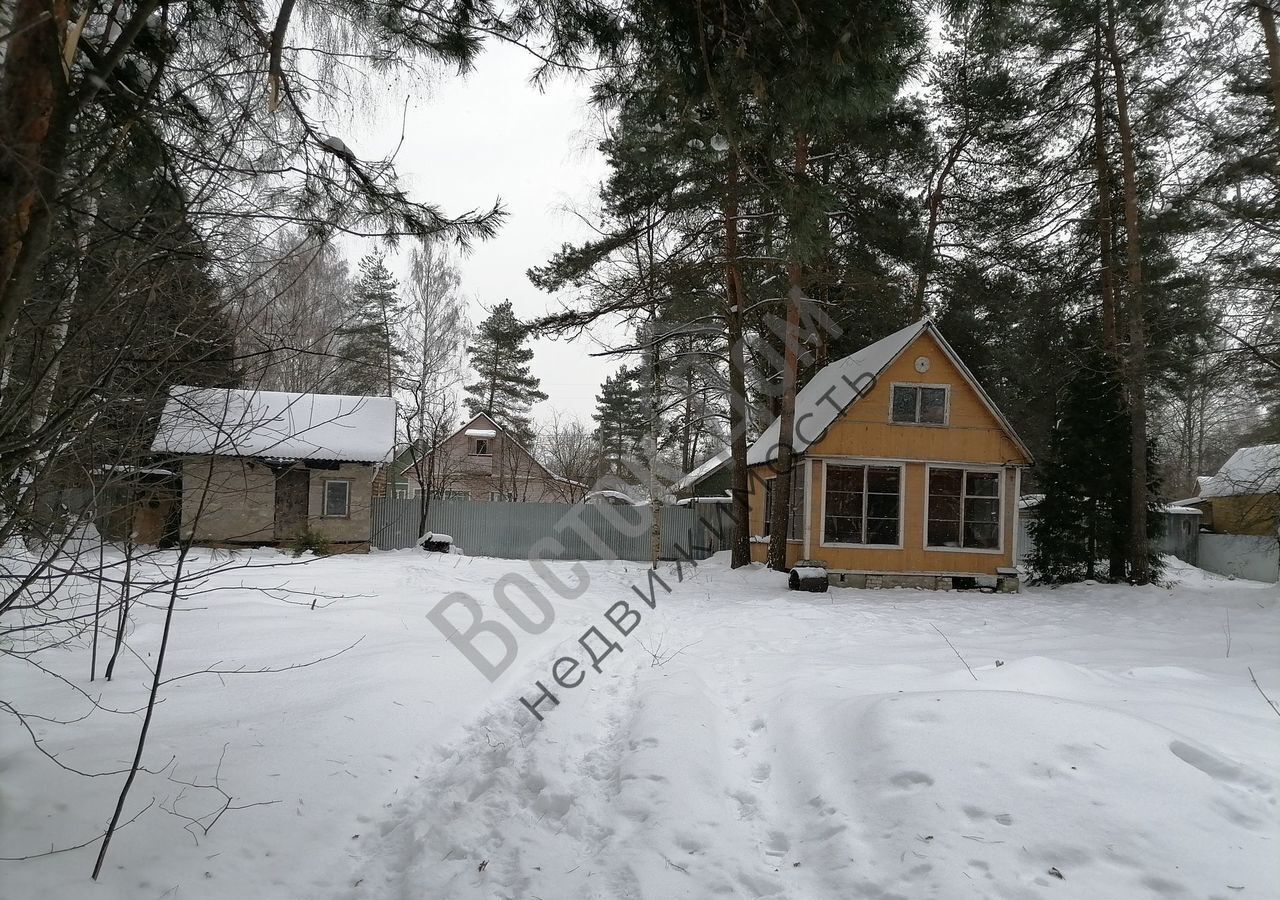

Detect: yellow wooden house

[1178,444,1279,536]
[746,320,1033,589]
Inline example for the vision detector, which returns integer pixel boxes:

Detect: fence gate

[370,498,734,562]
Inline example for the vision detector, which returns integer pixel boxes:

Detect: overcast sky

[337,42,624,428]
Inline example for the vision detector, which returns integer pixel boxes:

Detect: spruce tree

[464,300,548,443]
[335,252,405,397]
[593,367,649,470]
[1031,341,1165,583]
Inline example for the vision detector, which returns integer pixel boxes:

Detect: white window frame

[889,383,951,426]
[819,459,906,550]
[473,438,490,456]
[923,464,1005,554]
[442,490,470,501]
[322,479,351,518]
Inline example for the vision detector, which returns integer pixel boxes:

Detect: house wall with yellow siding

[1204,493,1280,536]
[748,329,1030,577]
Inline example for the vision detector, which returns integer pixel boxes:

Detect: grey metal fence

[1198,534,1279,583]
[371,498,734,561]
[1017,508,1203,569]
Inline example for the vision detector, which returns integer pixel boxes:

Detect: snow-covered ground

[2,550,1278,899]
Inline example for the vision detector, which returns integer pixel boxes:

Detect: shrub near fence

[370,498,733,562]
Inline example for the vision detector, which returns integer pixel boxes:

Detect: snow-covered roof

[464,428,497,438]
[1197,444,1280,499]
[675,494,733,506]
[671,447,731,494]
[584,489,643,505]
[1025,493,1203,517]
[746,320,1032,466]
[151,386,396,463]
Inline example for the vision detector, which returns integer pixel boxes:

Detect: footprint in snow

[890,771,935,790]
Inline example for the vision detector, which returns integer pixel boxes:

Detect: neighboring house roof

[584,489,643,505]
[151,386,396,463]
[1197,444,1280,499]
[400,411,575,486]
[671,447,731,495]
[746,319,1033,466]
[1023,494,1202,517]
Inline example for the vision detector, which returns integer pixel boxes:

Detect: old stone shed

[150,387,396,551]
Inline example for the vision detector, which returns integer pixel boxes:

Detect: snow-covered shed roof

[151,387,396,463]
[1197,444,1280,499]
[746,320,1032,466]
[671,447,731,494]
[1023,494,1202,517]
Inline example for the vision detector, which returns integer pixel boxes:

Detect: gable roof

[151,386,396,463]
[1198,444,1280,498]
[406,412,577,484]
[671,447,732,494]
[746,319,1032,466]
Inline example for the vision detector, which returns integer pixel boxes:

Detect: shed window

[928,467,1000,549]
[323,479,350,518]
[822,464,901,546]
[762,468,805,540]
[891,385,948,425]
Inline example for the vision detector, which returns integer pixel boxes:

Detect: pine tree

[464,300,547,443]
[335,252,405,397]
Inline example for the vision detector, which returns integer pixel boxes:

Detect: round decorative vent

[914,355,931,373]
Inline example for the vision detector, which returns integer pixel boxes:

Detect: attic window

[891,384,948,425]
[473,438,490,456]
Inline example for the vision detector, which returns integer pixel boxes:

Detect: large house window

[822,464,901,546]
[927,467,1001,549]
[762,469,805,539]
[323,479,350,518]
[473,438,490,456]
[442,490,470,501]
[891,384,948,425]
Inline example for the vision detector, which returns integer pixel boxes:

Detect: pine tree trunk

[1091,26,1119,355]
[915,138,967,319]
[1093,22,1127,580]
[723,161,752,568]
[767,131,809,571]
[1257,1,1280,122]
[1103,0,1151,585]
[0,0,70,353]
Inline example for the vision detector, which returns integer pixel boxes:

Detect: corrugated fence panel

[1017,510,1202,570]
[1198,534,1279,583]
[371,499,735,561]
